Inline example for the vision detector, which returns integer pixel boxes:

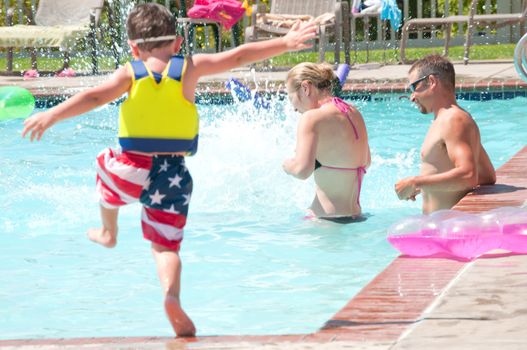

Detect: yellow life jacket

[118,56,199,155]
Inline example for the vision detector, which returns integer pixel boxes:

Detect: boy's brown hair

[126,3,177,51]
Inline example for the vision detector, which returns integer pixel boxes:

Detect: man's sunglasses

[408,74,434,92]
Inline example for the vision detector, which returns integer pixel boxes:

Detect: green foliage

[437,0,496,16]
[0,55,129,73]
[0,43,515,73]
[392,43,514,62]
[262,43,515,67]
[410,1,499,37]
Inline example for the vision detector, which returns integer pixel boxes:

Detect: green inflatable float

[0,86,35,121]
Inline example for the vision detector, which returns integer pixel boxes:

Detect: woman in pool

[283,62,371,223]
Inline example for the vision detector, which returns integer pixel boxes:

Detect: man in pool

[21,3,316,337]
[395,55,496,213]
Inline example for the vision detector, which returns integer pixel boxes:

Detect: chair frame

[3,0,119,75]
[400,0,527,65]
[350,11,386,65]
[244,0,350,64]
[177,17,224,53]
[465,0,527,64]
[175,0,240,54]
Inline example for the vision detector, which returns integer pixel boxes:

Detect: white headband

[132,35,178,44]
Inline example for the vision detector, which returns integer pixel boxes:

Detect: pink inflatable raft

[387,207,527,260]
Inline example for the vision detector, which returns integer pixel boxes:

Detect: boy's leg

[94,147,153,248]
[151,242,196,337]
[87,205,119,248]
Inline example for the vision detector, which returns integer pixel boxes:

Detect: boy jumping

[22,3,316,337]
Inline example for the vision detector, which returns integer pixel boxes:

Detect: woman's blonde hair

[286,62,337,93]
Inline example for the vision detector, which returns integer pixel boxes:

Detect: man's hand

[283,20,317,51]
[395,176,421,201]
[22,112,56,141]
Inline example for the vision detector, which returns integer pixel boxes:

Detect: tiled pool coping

[26,80,527,108]
[341,81,527,102]
[342,80,527,93]
[1,137,525,348]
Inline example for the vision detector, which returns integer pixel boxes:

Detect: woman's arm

[282,111,317,180]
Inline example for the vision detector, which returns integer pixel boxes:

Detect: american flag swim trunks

[95,148,192,251]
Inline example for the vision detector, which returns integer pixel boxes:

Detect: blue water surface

[0,95,525,339]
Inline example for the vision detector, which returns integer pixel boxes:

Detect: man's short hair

[126,3,177,51]
[409,55,456,91]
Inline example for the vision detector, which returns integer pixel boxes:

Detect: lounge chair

[244,0,350,64]
[400,0,527,65]
[0,0,118,74]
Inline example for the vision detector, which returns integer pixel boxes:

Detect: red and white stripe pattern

[95,148,187,251]
[96,148,151,208]
[141,207,184,250]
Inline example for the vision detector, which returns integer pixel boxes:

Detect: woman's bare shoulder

[303,107,328,122]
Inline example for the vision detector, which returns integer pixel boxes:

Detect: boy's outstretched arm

[22,67,131,141]
[189,21,317,78]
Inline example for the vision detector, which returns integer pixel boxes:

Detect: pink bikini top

[314,97,367,207]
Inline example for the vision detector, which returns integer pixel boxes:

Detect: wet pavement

[0,60,524,96]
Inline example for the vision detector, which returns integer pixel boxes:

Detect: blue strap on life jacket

[167,55,184,81]
[130,56,184,81]
[130,60,149,80]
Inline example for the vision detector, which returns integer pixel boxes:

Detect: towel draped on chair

[188,0,246,29]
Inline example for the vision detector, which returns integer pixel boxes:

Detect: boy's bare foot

[165,295,196,337]
[87,227,117,248]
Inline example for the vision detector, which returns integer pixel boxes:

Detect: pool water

[0,95,525,339]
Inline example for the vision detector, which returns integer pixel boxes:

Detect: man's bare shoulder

[437,105,476,136]
[437,104,471,121]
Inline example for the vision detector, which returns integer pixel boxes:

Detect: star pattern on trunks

[149,190,166,205]
[143,177,151,190]
[166,204,180,214]
[158,159,170,173]
[140,155,192,216]
[168,174,183,188]
[182,193,191,206]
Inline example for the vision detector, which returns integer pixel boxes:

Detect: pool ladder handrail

[514,32,527,83]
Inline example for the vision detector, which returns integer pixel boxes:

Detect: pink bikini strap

[355,166,367,208]
[332,97,359,140]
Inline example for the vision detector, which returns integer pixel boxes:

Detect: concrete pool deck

[1,60,527,97]
[1,61,527,349]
